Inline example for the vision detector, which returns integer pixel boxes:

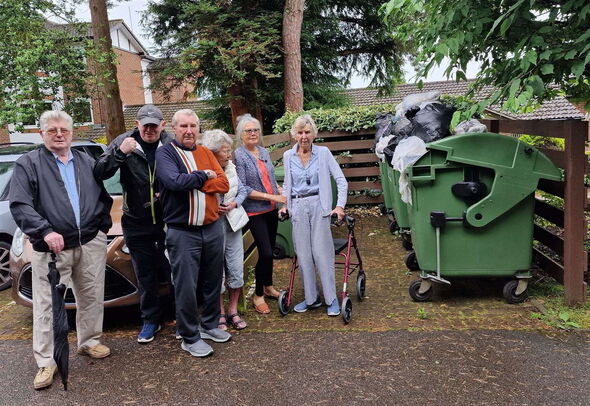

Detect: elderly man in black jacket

[94,104,173,343]
[9,110,113,390]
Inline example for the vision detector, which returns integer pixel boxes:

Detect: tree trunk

[89,0,125,143]
[228,77,264,133]
[283,0,305,112]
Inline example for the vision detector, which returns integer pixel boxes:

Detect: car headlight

[11,227,26,257]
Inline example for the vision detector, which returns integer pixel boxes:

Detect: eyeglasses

[244,128,260,134]
[45,128,71,136]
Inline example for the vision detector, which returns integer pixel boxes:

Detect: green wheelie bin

[379,161,394,216]
[406,132,561,303]
[388,165,414,250]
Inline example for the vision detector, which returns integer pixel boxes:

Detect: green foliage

[273,104,396,133]
[528,278,590,329]
[518,134,565,151]
[380,0,590,115]
[145,0,413,129]
[416,307,428,319]
[0,0,90,129]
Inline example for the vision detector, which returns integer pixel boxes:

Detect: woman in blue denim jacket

[234,114,286,314]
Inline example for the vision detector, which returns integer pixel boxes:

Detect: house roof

[79,101,215,140]
[46,19,151,57]
[344,80,586,120]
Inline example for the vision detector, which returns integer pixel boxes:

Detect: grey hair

[172,109,199,126]
[290,114,318,139]
[235,113,263,147]
[201,129,234,152]
[39,110,73,132]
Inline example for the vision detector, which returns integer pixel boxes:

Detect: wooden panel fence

[263,129,384,206]
[481,119,588,306]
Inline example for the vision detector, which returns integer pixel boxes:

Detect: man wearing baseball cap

[94,104,174,343]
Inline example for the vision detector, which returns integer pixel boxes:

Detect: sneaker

[327,298,340,316]
[77,343,111,359]
[181,339,214,357]
[199,327,232,343]
[293,297,322,313]
[33,365,57,390]
[137,322,161,343]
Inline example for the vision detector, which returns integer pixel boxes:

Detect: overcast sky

[74,0,479,88]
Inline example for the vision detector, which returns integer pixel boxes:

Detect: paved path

[1,330,589,405]
[1,213,588,404]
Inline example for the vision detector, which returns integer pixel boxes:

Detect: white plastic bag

[375,134,394,161]
[391,136,428,205]
[454,119,487,134]
[395,91,441,117]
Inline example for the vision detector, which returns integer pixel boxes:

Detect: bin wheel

[408,280,432,302]
[379,204,388,215]
[273,244,286,259]
[341,296,352,324]
[401,235,413,251]
[356,271,366,301]
[278,290,290,316]
[389,220,399,234]
[503,280,528,304]
[404,251,420,271]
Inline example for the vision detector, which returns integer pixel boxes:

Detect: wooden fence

[480,119,588,306]
[263,129,384,205]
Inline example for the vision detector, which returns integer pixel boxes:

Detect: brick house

[4,19,194,143]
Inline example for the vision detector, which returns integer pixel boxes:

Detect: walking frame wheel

[341,296,352,324]
[278,290,290,316]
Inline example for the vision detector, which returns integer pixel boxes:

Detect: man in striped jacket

[156,109,230,358]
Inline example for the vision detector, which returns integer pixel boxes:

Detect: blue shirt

[290,145,319,196]
[53,150,80,227]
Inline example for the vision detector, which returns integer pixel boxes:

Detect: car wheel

[0,240,12,291]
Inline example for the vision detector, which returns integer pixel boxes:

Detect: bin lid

[426,132,562,227]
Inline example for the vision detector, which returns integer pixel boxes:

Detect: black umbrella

[47,253,69,390]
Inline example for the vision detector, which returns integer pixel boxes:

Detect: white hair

[39,110,73,131]
[172,109,199,126]
[201,129,234,152]
[290,114,318,139]
[235,113,263,147]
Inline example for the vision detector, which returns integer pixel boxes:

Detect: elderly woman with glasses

[234,114,286,314]
[278,114,347,317]
[201,129,249,330]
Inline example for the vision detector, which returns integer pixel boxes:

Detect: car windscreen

[0,162,14,201]
[103,170,122,195]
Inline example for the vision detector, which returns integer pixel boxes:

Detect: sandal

[253,297,270,314]
[218,314,228,331]
[228,313,247,330]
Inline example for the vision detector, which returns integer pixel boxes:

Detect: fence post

[563,121,587,305]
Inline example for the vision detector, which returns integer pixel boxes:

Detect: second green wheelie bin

[406,132,561,303]
[379,161,394,215]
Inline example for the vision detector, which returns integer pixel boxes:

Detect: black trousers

[166,220,224,344]
[247,209,278,297]
[123,216,171,324]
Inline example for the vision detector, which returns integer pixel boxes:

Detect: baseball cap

[137,105,164,126]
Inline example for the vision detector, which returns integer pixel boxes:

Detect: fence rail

[481,119,588,306]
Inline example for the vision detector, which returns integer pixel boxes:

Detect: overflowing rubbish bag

[390,136,427,205]
[406,102,456,143]
[375,134,394,161]
[374,113,400,143]
[454,118,487,134]
[395,90,441,118]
